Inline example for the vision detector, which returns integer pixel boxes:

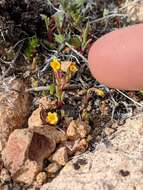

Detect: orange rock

[66,121,77,140]
[88,23,143,90]
[33,126,66,144]
[0,79,30,151]
[64,139,89,156]
[28,107,43,128]
[36,172,47,185]
[2,125,67,185]
[2,128,56,184]
[46,162,61,175]
[15,160,40,185]
[66,120,91,141]
[51,147,68,166]
[73,139,88,155]
[38,97,57,110]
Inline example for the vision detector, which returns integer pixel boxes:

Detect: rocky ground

[0,0,143,190]
[42,113,143,190]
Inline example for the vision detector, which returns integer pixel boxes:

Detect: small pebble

[45,162,61,175]
[104,127,115,136]
[52,147,68,166]
[0,168,11,184]
[36,172,47,186]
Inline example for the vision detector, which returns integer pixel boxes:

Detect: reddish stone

[2,128,57,184]
[0,79,30,151]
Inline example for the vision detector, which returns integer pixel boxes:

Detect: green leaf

[82,39,91,51]
[49,84,56,95]
[69,35,81,48]
[56,86,63,101]
[43,40,56,49]
[59,0,85,30]
[54,34,65,44]
[60,0,69,10]
[75,0,85,8]
[42,90,47,97]
[70,10,81,25]
[82,22,90,50]
[41,14,49,32]
[25,36,39,58]
[54,11,65,33]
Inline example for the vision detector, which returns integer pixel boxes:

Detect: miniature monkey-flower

[50,59,61,72]
[69,63,78,73]
[95,89,105,97]
[47,112,58,125]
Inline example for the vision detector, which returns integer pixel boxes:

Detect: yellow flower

[47,112,58,125]
[69,63,78,73]
[95,89,105,97]
[50,59,61,72]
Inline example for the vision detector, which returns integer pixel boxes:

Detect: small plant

[40,14,50,36]
[59,0,86,29]
[51,0,91,52]
[50,58,78,106]
[25,36,39,59]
